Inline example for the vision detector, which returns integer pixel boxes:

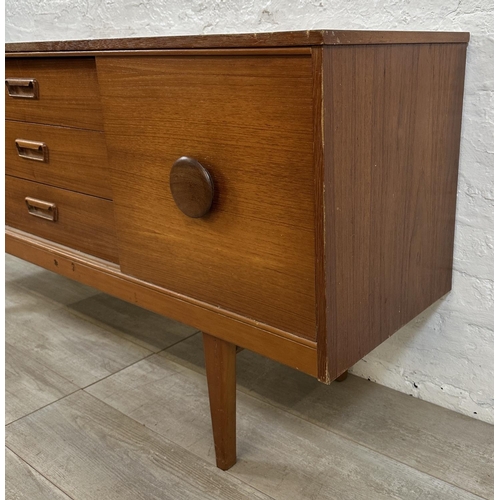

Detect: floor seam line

[81,333,200,393]
[157,331,202,352]
[82,352,158,391]
[151,354,491,500]
[86,350,490,500]
[61,302,200,353]
[81,332,204,393]
[6,352,162,426]
[6,446,78,500]
[6,388,81,427]
[58,306,158,353]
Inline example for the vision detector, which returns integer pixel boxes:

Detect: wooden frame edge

[5,30,469,55]
[311,46,333,384]
[5,48,312,58]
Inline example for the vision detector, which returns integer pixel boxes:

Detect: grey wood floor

[5,254,494,500]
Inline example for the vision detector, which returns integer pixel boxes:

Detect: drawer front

[6,176,118,263]
[97,55,316,340]
[5,121,112,199]
[5,58,103,130]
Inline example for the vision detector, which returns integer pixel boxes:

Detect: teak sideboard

[5,30,468,470]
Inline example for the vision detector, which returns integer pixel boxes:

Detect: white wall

[5,0,493,423]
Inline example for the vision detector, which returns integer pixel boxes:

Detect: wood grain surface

[5,340,78,424]
[5,57,104,130]
[6,176,118,262]
[7,48,313,59]
[5,36,468,394]
[86,354,484,500]
[163,333,494,500]
[203,333,237,470]
[5,30,469,55]
[6,449,73,500]
[311,47,329,380]
[6,290,152,391]
[318,43,467,380]
[6,391,273,500]
[97,54,317,340]
[6,228,318,376]
[170,156,214,218]
[4,261,491,499]
[6,120,112,199]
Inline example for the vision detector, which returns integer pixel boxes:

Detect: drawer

[97,54,316,340]
[5,121,112,199]
[6,176,118,263]
[5,58,103,130]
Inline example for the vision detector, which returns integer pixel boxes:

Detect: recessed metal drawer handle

[5,78,39,99]
[15,139,49,162]
[25,197,58,222]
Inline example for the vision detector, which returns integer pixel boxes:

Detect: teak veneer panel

[96,54,317,340]
[317,43,467,380]
[5,121,112,199]
[5,58,104,131]
[6,177,118,263]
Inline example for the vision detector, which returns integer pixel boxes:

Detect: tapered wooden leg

[335,370,348,382]
[203,332,237,470]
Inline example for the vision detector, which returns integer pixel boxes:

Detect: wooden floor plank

[5,256,493,500]
[6,342,78,424]
[6,294,152,388]
[6,254,98,306]
[6,391,272,500]
[87,354,484,500]
[162,333,494,500]
[67,293,198,352]
[6,447,73,500]
[6,281,62,317]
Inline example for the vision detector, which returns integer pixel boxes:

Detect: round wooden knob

[170,156,214,218]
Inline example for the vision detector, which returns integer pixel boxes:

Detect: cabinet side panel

[323,43,467,377]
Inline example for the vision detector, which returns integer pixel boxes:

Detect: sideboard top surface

[5,29,469,54]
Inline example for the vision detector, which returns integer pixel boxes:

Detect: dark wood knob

[170,156,214,218]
